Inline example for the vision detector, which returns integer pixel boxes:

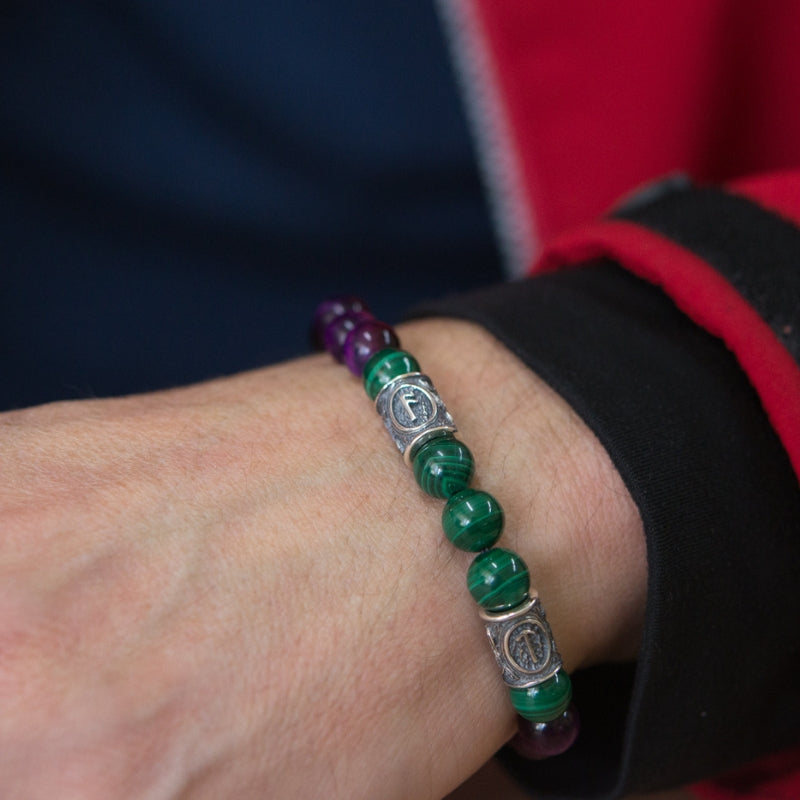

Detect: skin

[0,319,646,800]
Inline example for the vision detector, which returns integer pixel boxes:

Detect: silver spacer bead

[479,595,563,688]
[375,373,456,464]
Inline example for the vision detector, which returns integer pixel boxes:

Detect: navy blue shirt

[0,1,500,408]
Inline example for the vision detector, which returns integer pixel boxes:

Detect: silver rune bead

[479,595,563,688]
[375,373,456,464]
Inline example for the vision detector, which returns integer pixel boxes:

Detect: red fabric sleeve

[533,173,800,481]
[470,0,800,243]
[690,745,800,800]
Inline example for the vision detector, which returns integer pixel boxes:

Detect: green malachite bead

[363,348,420,400]
[442,489,504,552]
[467,547,529,611]
[509,671,573,722]
[412,434,474,499]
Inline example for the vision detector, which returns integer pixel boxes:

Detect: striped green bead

[442,489,504,551]
[509,671,572,722]
[412,434,474,499]
[467,547,529,611]
[363,348,420,400]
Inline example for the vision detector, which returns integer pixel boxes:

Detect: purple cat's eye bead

[510,704,580,760]
[312,296,370,350]
[343,319,400,376]
[322,310,374,362]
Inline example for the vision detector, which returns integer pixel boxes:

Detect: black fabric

[412,262,800,799]
[614,183,800,365]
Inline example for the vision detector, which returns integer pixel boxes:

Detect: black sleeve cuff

[409,262,800,798]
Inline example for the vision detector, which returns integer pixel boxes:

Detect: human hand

[0,319,645,799]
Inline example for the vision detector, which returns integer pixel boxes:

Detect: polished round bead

[363,348,421,401]
[412,434,474,499]
[509,671,572,722]
[343,319,400,376]
[323,309,374,362]
[466,547,529,611]
[442,489,504,551]
[312,296,370,349]
[511,703,580,760]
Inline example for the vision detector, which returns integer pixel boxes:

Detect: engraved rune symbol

[520,629,540,662]
[388,383,437,431]
[400,391,420,421]
[505,619,550,674]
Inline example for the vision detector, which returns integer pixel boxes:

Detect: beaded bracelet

[312,296,580,759]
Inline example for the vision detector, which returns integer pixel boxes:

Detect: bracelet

[312,296,580,759]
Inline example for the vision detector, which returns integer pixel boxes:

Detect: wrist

[396,318,647,671]
[305,309,645,789]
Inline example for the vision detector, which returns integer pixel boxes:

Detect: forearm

[0,319,645,800]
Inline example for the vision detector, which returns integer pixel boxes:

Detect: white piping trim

[434,0,538,277]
